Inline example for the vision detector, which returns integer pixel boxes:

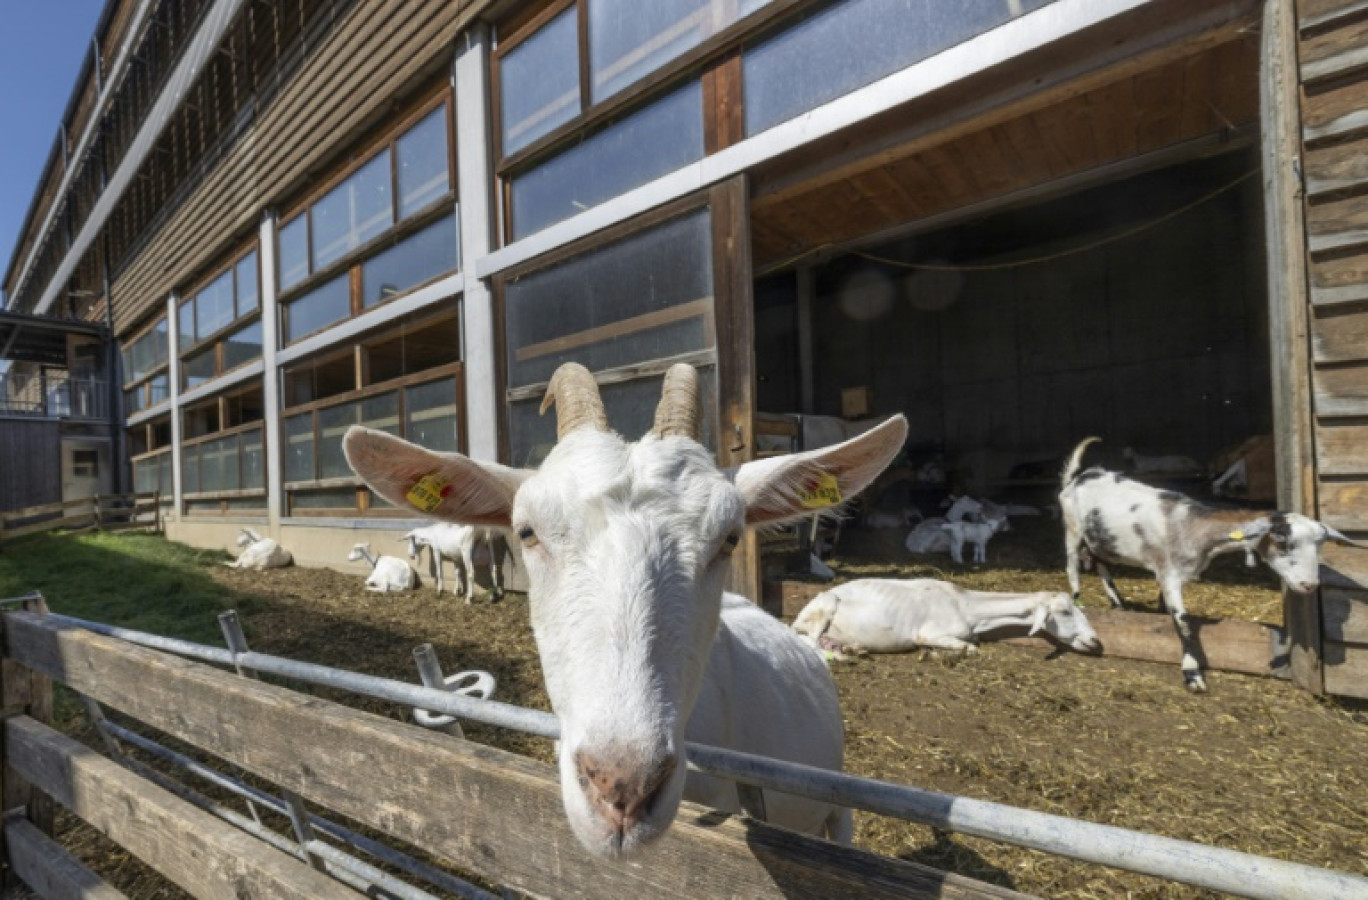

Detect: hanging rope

[771,167,1260,274]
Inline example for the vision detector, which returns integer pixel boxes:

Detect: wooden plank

[3,613,1023,900]
[1301,73,1368,143]
[1318,480,1368,530]
[1298,0,1368,32]
[1,593,53,888]
[0,500,67,522]
[1322,639,1368,697]
[1322,587,1368,642]
[1309,241,1368,302]
[1316,422,1368,474]
[1320,542,1368,588]
[1313,362,1368,416]
[4,815,127,900]
[1300,17,1368,83]
[5,717,358,900]
[1310,305,1368,363]
[1306,191,1368,247]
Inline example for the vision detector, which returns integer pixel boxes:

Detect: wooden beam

[0,593,53,894]
[6,717,359,900]
[4,815,126,900]
[3,612,1023,900]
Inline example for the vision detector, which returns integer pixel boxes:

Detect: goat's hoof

[1184,673,1208,693]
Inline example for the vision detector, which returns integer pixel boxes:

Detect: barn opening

[744,31,1280,619]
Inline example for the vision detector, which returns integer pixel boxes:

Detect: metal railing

[36,609,1368,900]
[0,369,109,419]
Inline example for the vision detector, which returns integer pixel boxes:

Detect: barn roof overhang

[0,309,108,367]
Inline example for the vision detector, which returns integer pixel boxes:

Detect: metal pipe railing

[44,611,1368,900]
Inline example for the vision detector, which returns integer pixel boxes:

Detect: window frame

[276,86,459,345]
[179,381,268,515]
[120,315,170,413]
[178,241,263,389]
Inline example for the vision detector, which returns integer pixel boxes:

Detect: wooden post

[712,176,761,602]
[93,494,103,532]
[1261,0,1322,693]
[1,594,55,892]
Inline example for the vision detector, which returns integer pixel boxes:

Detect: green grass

[0,531,257,644]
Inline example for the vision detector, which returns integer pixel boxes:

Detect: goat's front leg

[1064,528,1083,601]
[1162,576,1206,692]
[461,548,476,604]
[973,539,986,564]
[920,634,977,654]
[1094,561,1125,608]
[432,550,445,596]
[489,536,506,600]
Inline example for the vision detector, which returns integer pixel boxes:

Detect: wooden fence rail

[0,493,160,544]
[0,609,1023,899]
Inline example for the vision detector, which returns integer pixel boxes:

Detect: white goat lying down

[1061,437,1365,692]
[226,528,292,569]
[401,523,512,603]
[347,542,418,592]
[346,363,907,858]
[791,579,1100,656]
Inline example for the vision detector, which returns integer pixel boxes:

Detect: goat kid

[792,578,1100,656]
[346,363,907,858]
[227,528,292,569]
[347,542,418,592]
[940,515,1007,565]
[1061,437,1365,691]
[401,523,512,603]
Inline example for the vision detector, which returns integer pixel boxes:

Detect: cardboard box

[841,386,872,419]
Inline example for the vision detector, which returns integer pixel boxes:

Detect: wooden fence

[0,598,1023,899]
[0,493,161,544]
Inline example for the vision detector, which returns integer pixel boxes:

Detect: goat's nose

[575,749,678,830]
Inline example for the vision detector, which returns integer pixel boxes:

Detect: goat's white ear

[1321,523,1368,548]
[344,426,531,526]
[730,415,907,527]
[1029,605,1050,636]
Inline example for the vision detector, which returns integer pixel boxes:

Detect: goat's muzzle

[574,747,678,834]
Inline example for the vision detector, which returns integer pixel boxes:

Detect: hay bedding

[56,558,1366,898]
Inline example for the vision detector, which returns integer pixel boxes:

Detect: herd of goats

[216,362,1361,857]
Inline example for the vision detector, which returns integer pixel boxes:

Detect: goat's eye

[719,533,742,556]
[517,526,539,548]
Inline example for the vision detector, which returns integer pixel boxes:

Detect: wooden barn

[2,0,1366,698]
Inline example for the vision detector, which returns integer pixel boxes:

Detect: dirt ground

[141,555,1365,899]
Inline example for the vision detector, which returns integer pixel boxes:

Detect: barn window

[178,245,262,389]
[129,414,173,505]
[281,310,464,517]
[120,317,169,414]
[277,88,458,345]
[180,383,267,516]
[501,203,718,467]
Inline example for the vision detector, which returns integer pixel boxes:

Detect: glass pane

[284,413,316,483]
[511,82,703,239]
[405,378,460,452]
[396,107,451,219]
[159,455,172,498]
[152,319,169,369]
[365,315,462,383]
[506,208,713,387]
[510,366,717,466]
[361,213,459,308]
[284,274,350,343]
[199,436,238,493]
[311,151,394,270]
[589,0,763,101]
[125,388,143,415]
[279,215,309,291]
[134,458,157,493]
[195,269,236,341]
[147,373,170,406]
[226,497,266,511]
[361,392,401,436]
[500,6,580,156]
[223,320,263,371]
[178,300,195,351]
[183,347,217,389]
[318,401,362,480]
[236,251,259,315]
[182,445,200,494]
[744,0,1052,136]
[241,429,264,490]
[290,487,359,510]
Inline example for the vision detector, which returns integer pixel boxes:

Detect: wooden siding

[1297,0,1368,699]
[109,0,488,336]
[0,420,62,513]
[750,34,1260,268]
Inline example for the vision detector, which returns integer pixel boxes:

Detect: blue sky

[0,1,105,295]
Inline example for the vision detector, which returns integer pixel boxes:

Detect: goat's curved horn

[539,363,608,439]
[651,363,700,440]
[1323,523,1368,548]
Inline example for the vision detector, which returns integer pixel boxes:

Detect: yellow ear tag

[1229,530,1245,541]
[406,473,452,513]
[799,472,843,510]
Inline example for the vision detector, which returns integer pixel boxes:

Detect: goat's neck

[958,591,1043,634]
[358,548,379,569]
[1188,507,1274,568]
